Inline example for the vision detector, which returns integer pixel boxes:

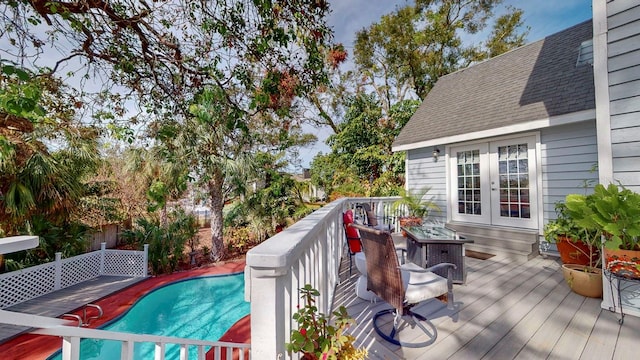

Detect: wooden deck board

[550,296,601,360]
[465,271,568,359]
[337,251,640,360]
[613,312,640,359]
[514,285,587,359]
[416,258,556,360]
[581,308,619,359]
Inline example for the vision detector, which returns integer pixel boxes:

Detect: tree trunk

[208,168,225,262]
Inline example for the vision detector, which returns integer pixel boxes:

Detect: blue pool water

[49,273,249,360]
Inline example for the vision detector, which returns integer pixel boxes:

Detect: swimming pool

[49,273,249,360]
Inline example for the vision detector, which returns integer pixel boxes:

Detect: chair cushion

[343,210,360,243]
[355,275,379,302]
[348,238,362,253]
[401,263,448,304]
[343,209,354,224]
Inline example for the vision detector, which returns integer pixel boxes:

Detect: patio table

[402,225,474,284]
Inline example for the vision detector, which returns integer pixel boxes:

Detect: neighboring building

[393,20,598,261]
[294,169,326,202]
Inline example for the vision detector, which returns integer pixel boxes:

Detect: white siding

[540,121,599,221]
[608,1,640,192]
[406,146,447,223]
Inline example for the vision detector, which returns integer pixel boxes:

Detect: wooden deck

[334,253,640,360]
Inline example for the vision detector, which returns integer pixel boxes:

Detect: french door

[450,135,538,229]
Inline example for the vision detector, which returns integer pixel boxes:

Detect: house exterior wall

[595,0,640,320]
[406,146,447,224]
[407,121,599,230]
[540,121,600,221]
[607,1,640,191]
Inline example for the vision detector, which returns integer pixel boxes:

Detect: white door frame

[447,133,541,230]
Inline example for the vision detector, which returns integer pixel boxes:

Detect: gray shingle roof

[393,20,595,149]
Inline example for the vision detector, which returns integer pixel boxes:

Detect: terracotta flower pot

[556,236,599,266]
[399,217,422,237]
[561,264,603,298]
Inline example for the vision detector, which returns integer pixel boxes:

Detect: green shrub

[4,216,90,269]
[121,210,197,274]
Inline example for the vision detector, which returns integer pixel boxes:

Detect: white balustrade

[245,196,398,359]
[0,197,405,359]
[0,310,250,360]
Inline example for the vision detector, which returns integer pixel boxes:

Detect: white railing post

[143,244,149,276]
[61,336,80,360]
[99,242,106,275]
[248,267,288,359]
[54,252,62,290]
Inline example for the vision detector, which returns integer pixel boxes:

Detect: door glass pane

[497,143,530,219]
[456,150,481,215]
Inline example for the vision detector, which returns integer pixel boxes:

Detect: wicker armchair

[360,203,394,232]
[350,223,456,347]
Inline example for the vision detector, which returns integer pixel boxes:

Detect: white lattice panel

[0,263,56,309]
[103,250,146,277]
[60,252,101,287]
[1,247,147,309]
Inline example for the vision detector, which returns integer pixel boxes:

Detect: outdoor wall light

[433,148,440,162]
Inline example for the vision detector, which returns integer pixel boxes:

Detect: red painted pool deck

[0,259,251,360]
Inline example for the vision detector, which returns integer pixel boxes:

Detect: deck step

[447,222,540,262]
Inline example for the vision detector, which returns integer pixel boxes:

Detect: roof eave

[392,108,596,152]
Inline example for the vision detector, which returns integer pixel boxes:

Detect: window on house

[457,150,482,215]
[576,39,593,66]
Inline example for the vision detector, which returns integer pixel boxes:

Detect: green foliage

[393,187,440,219]
[0,61,45,122]
[543,201,601,269]
[1,63,101,235]
[543,202,586,243]
[6,0,335,263]
[354,0,528,99]
[120,146,190,224]
[312,96,414,199]
[286,284,366,360]
[121,210,197,274]
[566,184,640,251]
[237,152,312,240]
[545,184,640,268]
[309,153,342,196]
[5,216,91,268]
[483,6,529,59]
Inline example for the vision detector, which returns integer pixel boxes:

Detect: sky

[296,0,594,169]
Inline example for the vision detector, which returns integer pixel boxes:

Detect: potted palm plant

[392,187,440,236]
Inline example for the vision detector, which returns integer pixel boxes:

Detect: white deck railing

[0,197,403,359]
[0,243,148,309]
[245,196,398,359]
[0,309,250,360]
